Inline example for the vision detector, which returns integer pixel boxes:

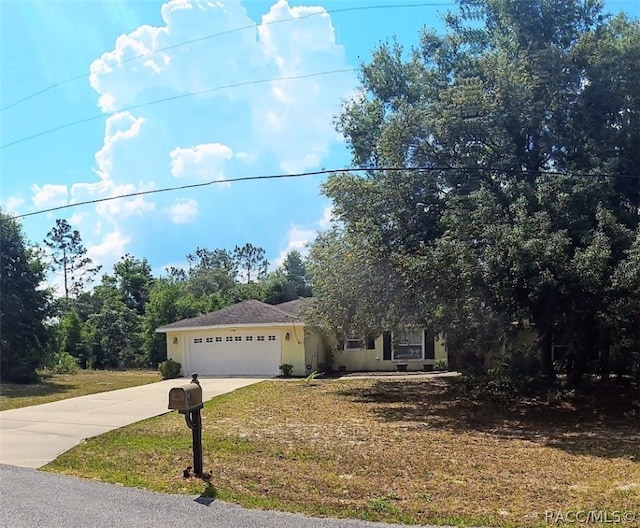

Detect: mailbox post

[168,373,204,476]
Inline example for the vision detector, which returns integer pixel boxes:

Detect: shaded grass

[0,369,162,410]
[44,378,640,527]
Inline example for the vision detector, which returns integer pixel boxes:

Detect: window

[215,337,222,342]
[268,335,276,341]
[257,336,265,341]
[234,336,242,341]
[344,337,376,350]
[393,330,423,360]
[246,336,253,341]
[205,337,213,343]
[226,336,233,342]
[193,338,203,344]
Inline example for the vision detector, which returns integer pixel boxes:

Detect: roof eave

[156,321,303,333]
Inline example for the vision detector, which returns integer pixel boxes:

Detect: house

[156,298,447,377]
[156,299,327,377]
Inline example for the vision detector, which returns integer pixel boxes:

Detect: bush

[45,351,78,375]
[158,358,182,379]
[434,359,448,371]
[279,363,294,377]
[450,347,551,404]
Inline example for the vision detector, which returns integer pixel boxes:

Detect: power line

[0,68,356,150]
[9,166,637,220]
[0,2,452,112]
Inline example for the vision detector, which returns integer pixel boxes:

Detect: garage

[157,299,313,377]
[188,331,281,376]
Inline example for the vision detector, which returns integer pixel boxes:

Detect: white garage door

[188,333,281,376]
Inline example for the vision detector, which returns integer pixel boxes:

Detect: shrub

[434,359,448,371]
[45,351,78,375]
[279,363,294,377]
[450,347,550,403]
[158,358,182,379]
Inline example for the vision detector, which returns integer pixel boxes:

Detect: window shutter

[424,329,435,359]
[383,332,392,360]
[366,336,376,350]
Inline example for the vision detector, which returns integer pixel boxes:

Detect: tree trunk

[536,326,555,382]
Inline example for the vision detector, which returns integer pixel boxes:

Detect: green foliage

[308,0,640,391]
[433,359,448,371]
[43,218,100,298]
[0,211,51,383]
[279,363,294,377]
[158,358,182,379]
[44,351,78,375]
[451,347,551,403]
[233,243,268,283]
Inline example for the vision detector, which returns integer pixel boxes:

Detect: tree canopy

[308,0,640,386]
[1,211,51,382]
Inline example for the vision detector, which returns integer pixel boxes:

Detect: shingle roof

[156,299,301,331]
[273,297,313,316]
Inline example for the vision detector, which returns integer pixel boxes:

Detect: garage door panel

[188,334,281,376]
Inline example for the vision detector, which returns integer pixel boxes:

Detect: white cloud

[167,198,198,223]
[94,111,145,181]
[274,224,315,267]
[252,1,355,173]
[89,0,258,112]
[273,203,333,266]
[87,229,132,272]
[95,182,156,218]
[31,183,69,209]
[169,142,233,181]
[2,195,25,214]
[89,0,354,174]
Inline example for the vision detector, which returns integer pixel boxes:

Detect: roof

[156,299,303,331]
[272,297,313,316]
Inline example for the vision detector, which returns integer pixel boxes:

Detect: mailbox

[168,383,203,412]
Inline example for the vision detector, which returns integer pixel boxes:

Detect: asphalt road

[0,465,446,528]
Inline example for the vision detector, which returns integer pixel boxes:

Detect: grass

[0,369,162,411]
[44,378,640,527]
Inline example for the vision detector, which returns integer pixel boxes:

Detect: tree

[184,247,237,297]
[44,219,100,298]
[0,211,51,382]
[233,243,268,283]
[262,251,313,304]
[113,254,154,315]
[282,250,312,298]
[142,277,220,366]
[311,0,639,387]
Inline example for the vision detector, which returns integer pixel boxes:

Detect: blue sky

[1,0,638,293]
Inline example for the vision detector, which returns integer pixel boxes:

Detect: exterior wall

[166,331,186,372]
[304,329,329,375]
[484,327,538,368]
[165,325,447,376]
[332,334,448,372]
[280,323,306,376]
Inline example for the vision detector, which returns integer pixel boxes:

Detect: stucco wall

[280,323,306,376]
[332,334,448,372]
[304,329,328,374]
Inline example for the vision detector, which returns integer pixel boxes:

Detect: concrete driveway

[0,377,264,469]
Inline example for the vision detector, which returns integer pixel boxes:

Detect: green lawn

[0,369,162,411]
[43,378,640,527]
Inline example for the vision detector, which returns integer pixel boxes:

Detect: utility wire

[10,166,637,220]
[0,68,356,150]
[0,2,452,112]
